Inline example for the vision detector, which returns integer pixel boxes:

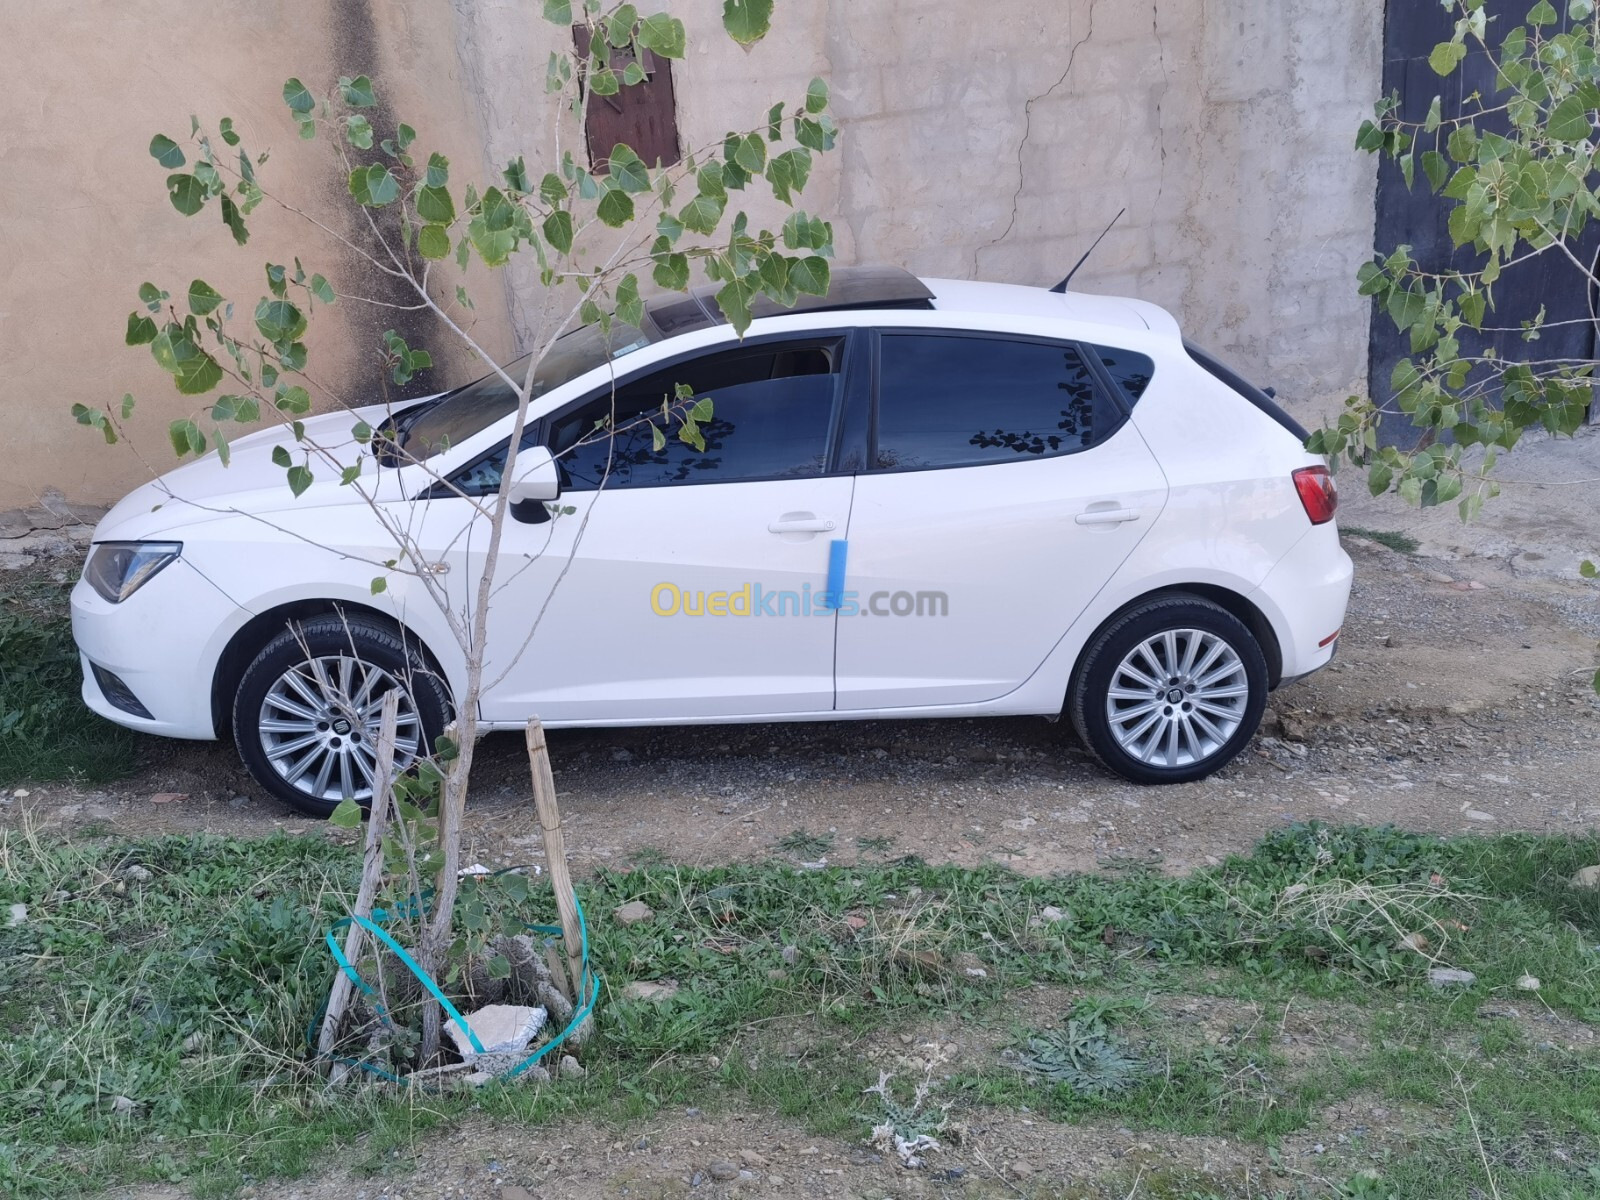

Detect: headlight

[83,541,183,604]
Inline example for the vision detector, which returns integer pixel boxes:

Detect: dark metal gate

[1371,1,1599,442]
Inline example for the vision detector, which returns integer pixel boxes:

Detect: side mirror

[508,446,560,524]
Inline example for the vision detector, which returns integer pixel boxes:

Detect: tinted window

[1091,344,1155,407]
[874,335,1121,470]
[548,342,840,490]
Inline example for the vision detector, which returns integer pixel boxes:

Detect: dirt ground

[15,507,1600,1200]
[12,532,1600,879]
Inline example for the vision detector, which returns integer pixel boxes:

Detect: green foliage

[722,0,774,44]
[1341,525,1421,554]
[1014,1017,1144,1097]
[1331,1,1600,520]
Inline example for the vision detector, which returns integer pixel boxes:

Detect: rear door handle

[1075,507,1141,526]
[768,513,837,534]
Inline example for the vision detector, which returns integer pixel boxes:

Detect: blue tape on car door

[824,538,848,611]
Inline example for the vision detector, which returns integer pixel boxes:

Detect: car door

[833,331,1168,710]
[432,332,859,724]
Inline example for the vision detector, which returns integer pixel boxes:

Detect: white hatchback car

[73,267,1351,816]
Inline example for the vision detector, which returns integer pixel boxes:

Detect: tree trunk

[527,718,586,1000]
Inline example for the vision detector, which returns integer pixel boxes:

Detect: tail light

[1292,466,1337,525]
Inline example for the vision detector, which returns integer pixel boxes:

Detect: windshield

[395,321,653,459]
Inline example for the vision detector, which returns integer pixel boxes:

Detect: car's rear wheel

[1068,594,1267,784]
[233,614,451,817]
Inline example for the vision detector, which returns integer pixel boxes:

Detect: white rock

[111,1095,137,1115]
[1571,865,1600,890]
[1039,906,1067,923]
[121,865,153,882]
[1517,974,1541,991]
[1464,810,1494,823]
[7,903,25,927]
[558,1054,586,1080]
[1428,967,1477,989]
[613,900,655,925]
[622,979,679,1002]
[444,1004,547,1076]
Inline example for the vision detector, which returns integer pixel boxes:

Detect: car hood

[92,401,425,541]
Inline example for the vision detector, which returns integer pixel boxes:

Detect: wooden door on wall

[572,26,681,172]
[1371,1,1598,444]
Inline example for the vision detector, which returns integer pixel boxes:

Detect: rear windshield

[1184,341,1309,443]
[394,321,655,459]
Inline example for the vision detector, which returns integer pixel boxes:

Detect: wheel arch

[209,599,452,739]
[1067,583,1284,701]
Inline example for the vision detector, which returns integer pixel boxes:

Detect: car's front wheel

[1068,594,1267,785]
[233,614,451,817]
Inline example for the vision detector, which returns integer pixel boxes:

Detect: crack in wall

[973,0,1099,278]
[1151,0,1169,213]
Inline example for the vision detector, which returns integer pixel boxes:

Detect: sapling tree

[1326,0,1598,688]
[73,0,842,1066]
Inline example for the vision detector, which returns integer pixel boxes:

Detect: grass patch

[0,565,145,786]
[1343,525,1421,555]
[2,823,1598,1197]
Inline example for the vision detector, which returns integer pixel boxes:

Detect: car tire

[1068,594,1267,785]
[233,613,451,818]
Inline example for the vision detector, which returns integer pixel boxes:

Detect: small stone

[1517,974,1541,991]
[111,1095,137,1115]
[952,950,987,978]
[1570,865,1600,890]
[182,1032,205,1054]
[1464,810,1494,823]
[707,1161,739,1182]
[7,903,25,927]
[1428,967,1477,989]
[622,979,679,1002]
[767,1176,785,1187]
[1424,570,1454,584]
[148,792,186,805]
[228,794,252,809]
[462,1071,496,1087]
[558,1054,586,1080]
[738,1150,768,1168]
[611,747,634,762]
[502,1188,537,1200]
[1007,1161,1036,1180]
[781,944,799,964]
[443,1004,547,1074]
[1039,905,1067,923]
[1397,932,1430,954]
[121,865,153,882]
[614,900,655,925]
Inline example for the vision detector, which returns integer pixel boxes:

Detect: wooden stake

[526,718,585,1002]
[316,690,400,1074]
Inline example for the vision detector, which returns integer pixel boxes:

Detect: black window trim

[865,327,1134,476]
[422,327,863,500]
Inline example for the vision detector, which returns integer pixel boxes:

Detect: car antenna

[1049,207,1127,293]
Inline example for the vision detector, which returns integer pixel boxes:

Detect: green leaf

[271,445,292,468]
[679,193,725,234]
[286,465,313,497]
[149,134,185,169]
[1366,462,1394,496]
[503,155,532,193]
[714,277,755,334]
[765,148,811,203]
[150,324,223,395]
[1421,150,1449,193]
[275,385,311,414]
[789,255,830,296]
[1529,0,1558,22]
[540,172,568,206]
[542,209,574,253]
[349,163,400,207]
[166,173,206,216]
[616,273,643,327]
[125,312,158,345]
[283,77,315,114]
[1547,94,1592,141]
[345,114,374,149]
[1428,40,1466,76]
[806,77,829,114]
[339,75,376,107]
[426,152,450,189]
[370,575,388,594]
[637,13,687,58]
[609,144,651,193]
[418,224,451,259]
[218,117,240,147]
[722,0,774,44]
[734,133,766,173]
[605,3,638,46]
[310,274,336,304]
[220,194,249,245]
[186,279,224,316]
[589,68,620,97]
[542,0,572,23]
[653,250,689,291]
[651,424,666,452]
[1579,559,1596,579]
[416,185,456,224]
[255,298,308,343]
[596,187,635,227]
[329,798,363,828]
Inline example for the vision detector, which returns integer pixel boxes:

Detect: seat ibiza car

[73,267,1351,816]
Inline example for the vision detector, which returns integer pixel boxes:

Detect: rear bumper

[1251,522,1352,684]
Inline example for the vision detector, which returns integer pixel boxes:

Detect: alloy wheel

[1104,628,1249,768]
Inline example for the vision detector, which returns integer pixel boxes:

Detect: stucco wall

[0,0,1379,513]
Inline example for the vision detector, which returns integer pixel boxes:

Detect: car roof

[641,265,1178,342]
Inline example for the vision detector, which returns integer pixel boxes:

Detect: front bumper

[71,558,246,740]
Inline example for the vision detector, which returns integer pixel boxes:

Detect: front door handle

[1075,507,1141,526]
[769,513,837,534]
